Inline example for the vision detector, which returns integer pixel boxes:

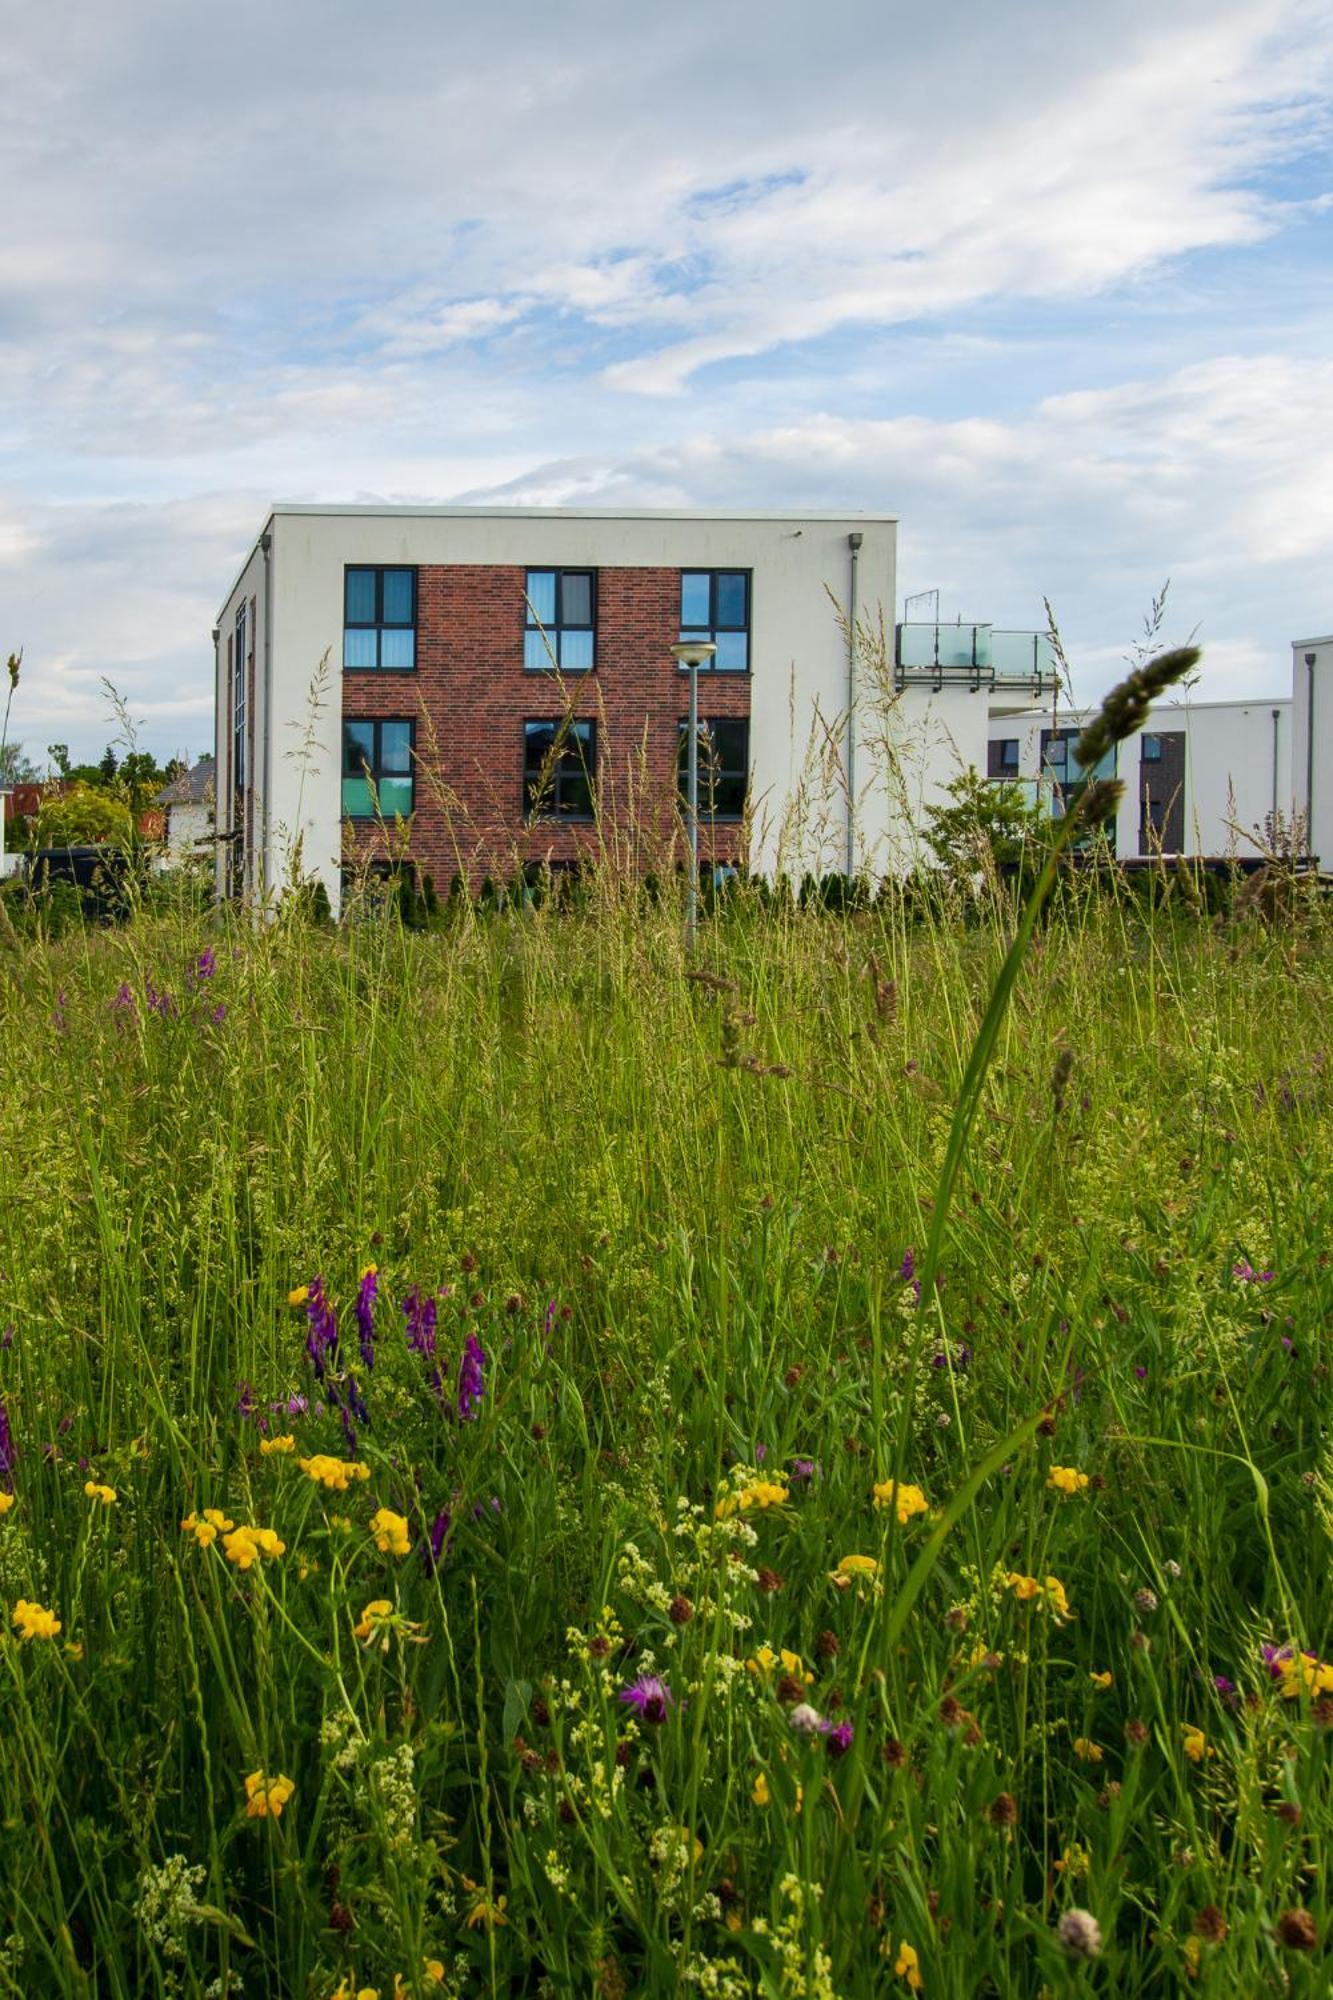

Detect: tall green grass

[0,872,1329,1996]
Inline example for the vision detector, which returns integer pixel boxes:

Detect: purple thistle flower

[618,1675,674,1724]
[304,1277,339,1382]
[457,1330,485,1421]
[354,1267,378,1371]
[824,1721,855,1757]
[403,1285,437,1361]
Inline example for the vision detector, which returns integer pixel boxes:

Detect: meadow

[0,855,1330,1997]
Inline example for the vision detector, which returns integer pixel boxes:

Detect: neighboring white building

[155,757,216,861]
[213,506,1058,913]
[1291,634,1333,868]
[986,696,1294,860]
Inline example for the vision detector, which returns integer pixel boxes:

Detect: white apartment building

[213,506,1058,913]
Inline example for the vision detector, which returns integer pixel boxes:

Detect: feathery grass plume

[1073,646,1202,773]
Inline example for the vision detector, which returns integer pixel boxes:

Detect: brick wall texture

[341,564,751,887]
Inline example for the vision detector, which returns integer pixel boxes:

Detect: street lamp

[670,639,717,950]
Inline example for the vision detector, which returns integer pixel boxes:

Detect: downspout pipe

[1305,653,1317,861]
[261,528,273,903]
[846,531,862,878]
[1271,707,1280,830]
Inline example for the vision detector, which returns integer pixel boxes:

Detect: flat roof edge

[265,503,899,523]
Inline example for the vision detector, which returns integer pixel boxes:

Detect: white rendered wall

[986,701,1293,859]
[228,508,902,912]
[1291,638,1333,865]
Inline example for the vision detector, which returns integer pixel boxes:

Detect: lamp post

[670,640,717,951]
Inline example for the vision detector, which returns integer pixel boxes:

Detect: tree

[0,743,40,785]
[118,751,165,814]
[922,769,1051,885]
[33,783,134,849]
[98,745,119,783]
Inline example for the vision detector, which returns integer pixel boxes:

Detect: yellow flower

[84,1481,117,1506]
[1047,1465,1090,1497]
[299,1454,371,1491]
[12,1598,61,1641]
[745,1645,812,1686]
[359,1263,379,1281]
[715,1479,789,1519]
[1072,1738,1103,1763]
[752,1771,771,1806]
[873,1480,929,1525]
[371,1508,411,1557]
[223,1525,286,1570]
[393,1968,446,1999]
[261,1435,296,1456]
[65,1640,84,1660]
[354,1599,394,1642]
[1054,1841,1090,1878]
[0,1491,14,1516]
[894,1939,922,1990]
[462,1882,508,1930]
[287,1286,309,1308]
[1276,1652,1333,1699]
[1089,1670,1113,1690]
[1181,1724,1212,1764]
[181,1508,234,1549]
[835,1553,879,1579]
[1004,1572,1071,1621]
[244,1770,295,1818]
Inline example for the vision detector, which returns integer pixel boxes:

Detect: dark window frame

[678,569,751,674]
[522,717,597,822]
[343,565,418,673]
[341,716,416,820]
[524,569,597,673]
[677,716,750,821]
[233,602,248,796]
[997,737,1019,772]
[1141,733,1163,761]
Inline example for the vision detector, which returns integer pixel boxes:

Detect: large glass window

[523,719,596,820]
[344,567,417,671]
[342,718,415,819]
[677,717,749,820]
[524,570,595,671]
[679,571,750,673]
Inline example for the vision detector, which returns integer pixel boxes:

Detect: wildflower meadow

[1,682,1331,1995]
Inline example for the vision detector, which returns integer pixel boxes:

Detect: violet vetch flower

[112,983,135,1012]
[1,1324,12,1351]
[898,1248,916,1284]
[788,1457,817,1484]
[354,1266,378,1371]
[190,947,216,986]
[457,1330,485,1420]
[618,1675,674,1724]
[208,1003,227,1027]
[0,1399,14,1483]
[144,978,176,1020]
[425,1506,454,1572]
[236,1380,256,1421]
[304,1277,338,1382]
[403,1285,437,1362]
[1233,1260,1274,1283]
[51,991,67,1032]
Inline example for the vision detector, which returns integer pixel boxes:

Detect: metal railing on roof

[895,622,1057,694]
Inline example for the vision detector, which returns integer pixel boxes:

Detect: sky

[2,0,1331,765]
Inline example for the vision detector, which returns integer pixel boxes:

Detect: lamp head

[671,641,717,669]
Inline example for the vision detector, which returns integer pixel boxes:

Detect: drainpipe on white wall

[1305,652,1317,861]
[261,530,273,898]
[1271,708,1281,829]
[846,532,862,878]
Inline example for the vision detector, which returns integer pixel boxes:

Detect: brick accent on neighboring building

[341,564,752,887]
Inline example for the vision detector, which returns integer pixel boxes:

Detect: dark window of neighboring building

[999,738,1019,772]
[342,718,415,818]
[678,717,749,820]
[524,570,595,671]
[344,567,417,671]
[679,570,750,672]
[233,602,248,795]
[1141,732,1162,761]
[523,718,596,819]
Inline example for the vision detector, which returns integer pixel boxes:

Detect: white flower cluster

[134,1854,207,1961]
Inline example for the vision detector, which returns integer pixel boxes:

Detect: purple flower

[235,1380,256,1421]
[755,1442,767,1463]
[457,1330,485,1421]
[788,1703,826,1738]
[207,1003,227,1027]
[1233,1260,1274,1284]
[931,1342,972,1372]
[286,1393,308,1417]
[191,947,216,986]
[618,1675,674,1725]
[51,991,67,1033]
[788,1457,817,1483]
[112,983,135,1012]
[144,978,176,1020]
[898,1248,916,1283]
[1133,1365,1148,1380]
[0,1398,14,1483]
[403,1285,437,1361]
[354,1267,378,1371]
[424,1506,454,1571]
[824,1721,855,1757]
[1,1324,12,1351]
[304,1277,339,1382]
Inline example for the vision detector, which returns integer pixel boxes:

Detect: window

[523,719,596,820]
[679,571,750,672]
[344,567,417,671]
[1141,733,1162,761]
[678,717,749,820]
[342,718,415,818]
[998,738,1019,773]
[233,602,248,795]
[525,570,595,671]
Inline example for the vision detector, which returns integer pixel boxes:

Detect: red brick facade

[341,564,751,888]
